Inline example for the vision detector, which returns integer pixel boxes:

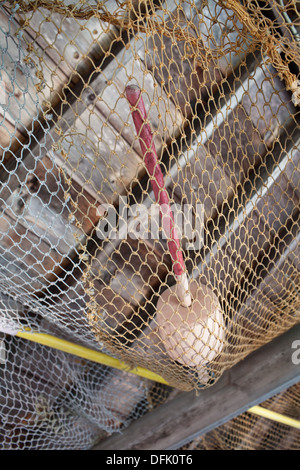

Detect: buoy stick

[125,85,191,307]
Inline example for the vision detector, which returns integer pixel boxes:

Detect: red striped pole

[125,85,191,307]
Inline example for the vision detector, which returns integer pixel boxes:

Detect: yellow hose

[248,406,300,429]
[16,329,169,385]
[15,330,300,429]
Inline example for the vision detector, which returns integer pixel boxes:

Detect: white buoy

[156,280,225,383]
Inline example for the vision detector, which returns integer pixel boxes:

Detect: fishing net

[0,318,170,449]
[0,0,300,449]
[179,382,300,450]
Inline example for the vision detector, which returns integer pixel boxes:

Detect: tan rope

[221,0,300,104]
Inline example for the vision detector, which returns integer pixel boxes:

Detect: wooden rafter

[93,322,300,450]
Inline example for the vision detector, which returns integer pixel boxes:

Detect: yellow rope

[15,329,300,429]
[16,329,169,385]
[248,405,300,430]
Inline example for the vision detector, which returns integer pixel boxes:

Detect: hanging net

[0,0,300,449]
[0,318,170,449]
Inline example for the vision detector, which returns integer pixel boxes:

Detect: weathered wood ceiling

[0,0,299,448]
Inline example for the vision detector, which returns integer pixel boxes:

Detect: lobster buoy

[156,280,225,383]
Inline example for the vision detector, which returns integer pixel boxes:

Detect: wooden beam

[192,117,300,276]
[0,26,130,204]
[92,322,300,450]
[0,0,176,205]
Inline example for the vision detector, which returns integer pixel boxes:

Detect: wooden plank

[165,53,262,227]
[0,0,153,203]
[186,411,276,450]
[0,13,141,291]
[268,0,299,43]
[233,212,300,339]
[192,96,299,287]
[97,368,154,431]
[0,19,129,205]
[17,8,117,83]
[48,0,248,304]
[142,0,252,120]
[94,237,170,300]
[54,236,171,335]
[53,105,143,205]
[0,8,66,131]
[214,213,299,347]
[0,114,26,162]
[242,66,295,139]
[0,151,104,291]
[92,322,300,450]
[218,133,300,328]
[0,0,245,302]
[166,60,296,309]
[0,2,124,211]
[84,86,300,398]
[197,0,252,76]
[98,55,262,313]
[0,22,140,290]
[31,154,101,235]
[142,3,220,119]
[0,209,63,291]
[181,61,294,221]
[95,38,184,158]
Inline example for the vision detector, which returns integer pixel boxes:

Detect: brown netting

[180,382,300,450]
[0,0,300,398]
